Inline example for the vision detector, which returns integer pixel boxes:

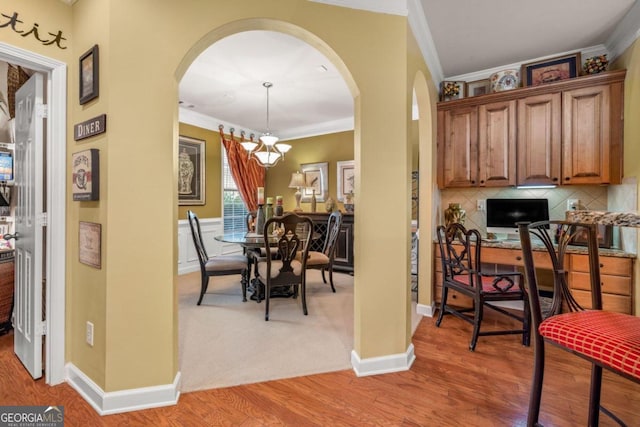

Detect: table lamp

[288,171,306,212]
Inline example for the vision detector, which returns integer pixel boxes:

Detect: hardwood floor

[1,310,638,426]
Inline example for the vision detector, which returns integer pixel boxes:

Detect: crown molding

[178,107,261,137]
[277,117,354,140]
[308,0,407,16]
[407,0,443,84]
[606,0,640,60]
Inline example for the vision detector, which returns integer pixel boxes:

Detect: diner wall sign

[74,114,106,141]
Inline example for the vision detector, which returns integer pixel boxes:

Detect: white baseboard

[351,343,415,377]
[66,363,181,415]
[417,302,434,317]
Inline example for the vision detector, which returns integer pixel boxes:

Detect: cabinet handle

[552,177,558,182]
[516,256,522,261]
[471,180,476,184]
[480,180,485,184]
[565,177,570,181]
[600,263,604,268]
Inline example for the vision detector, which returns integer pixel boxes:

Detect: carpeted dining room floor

[178,269,421,392]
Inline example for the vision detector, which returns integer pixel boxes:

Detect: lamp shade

[288,171,306,188]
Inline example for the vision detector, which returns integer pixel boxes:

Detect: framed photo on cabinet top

[521,52,581,87]
[466,79,491,97]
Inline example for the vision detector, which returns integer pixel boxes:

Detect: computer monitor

[486,198,549,240]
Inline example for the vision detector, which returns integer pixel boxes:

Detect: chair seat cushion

[540,310,640,380]
[306,251,329,266]
[453,274,520,294]
[257,259,303,279]
[205,255,247,272]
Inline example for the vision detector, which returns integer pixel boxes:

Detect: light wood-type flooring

[1,309,638,426]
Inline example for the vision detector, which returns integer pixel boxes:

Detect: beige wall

[1,0,420,392]
[612,38,640,314]
[177,123,222,220]
[266,131,355,212]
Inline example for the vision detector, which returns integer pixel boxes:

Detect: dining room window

[222,149,248,233]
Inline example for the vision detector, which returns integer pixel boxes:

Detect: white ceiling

[179,0,640,140]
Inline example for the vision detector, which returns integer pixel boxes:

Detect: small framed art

[521,52,581,87]
[301,162,328,202]
[336,160,355,202]
[79,45,99,104]
[466,79,491,97]
[79,221,102,269]
[72,149,99,201]
[178,136,205,205]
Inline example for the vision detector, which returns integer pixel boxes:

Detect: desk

[433,241,635,314]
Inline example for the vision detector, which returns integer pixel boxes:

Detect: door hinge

[37,321,47,336]
[36,104,48,119]
[38,212,48,227]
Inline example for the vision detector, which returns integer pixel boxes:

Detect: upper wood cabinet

[437,70,626,189]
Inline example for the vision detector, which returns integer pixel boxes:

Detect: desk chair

[255,213,313,321]
[436,222,530,351]
[187,211,248,305]
[306,210,342,292]
[519,220,640,427]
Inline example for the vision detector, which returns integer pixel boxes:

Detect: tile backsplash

[437,183,638,253]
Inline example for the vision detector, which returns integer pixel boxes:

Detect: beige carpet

[178,269,421,392]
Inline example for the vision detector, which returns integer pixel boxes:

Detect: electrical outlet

[567,199,580,210]
[86,321,94,346]
[477,199,486,211]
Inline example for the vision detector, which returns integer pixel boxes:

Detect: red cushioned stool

[519,220,640,427]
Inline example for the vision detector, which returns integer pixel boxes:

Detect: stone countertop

[477,239,635,259]
[566,210,640,228]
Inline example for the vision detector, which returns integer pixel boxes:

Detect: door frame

[0,43,67,385]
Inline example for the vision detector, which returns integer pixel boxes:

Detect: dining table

[214,230,321,301]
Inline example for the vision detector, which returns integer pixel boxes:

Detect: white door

[13,73,45,379]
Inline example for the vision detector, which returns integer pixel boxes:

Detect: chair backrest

[436,222,482,288]
[187,210,208,268]
[321,211,343,258]
[518,220,602,325]
[263,213,313,284]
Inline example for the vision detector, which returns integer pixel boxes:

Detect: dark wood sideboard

[302,212,354,273]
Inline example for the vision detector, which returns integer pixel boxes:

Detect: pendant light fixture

[240,82,291,167]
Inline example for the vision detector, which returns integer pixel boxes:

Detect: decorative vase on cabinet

[444,203,466,227]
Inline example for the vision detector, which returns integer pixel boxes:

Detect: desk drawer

[481,247,556,270]
[570,254,632,276]
[572,289,631,314]
[570,271,631,296]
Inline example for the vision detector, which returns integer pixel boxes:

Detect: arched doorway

[175,21,359,390]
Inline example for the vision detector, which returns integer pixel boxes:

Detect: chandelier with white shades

[240,82,291,167]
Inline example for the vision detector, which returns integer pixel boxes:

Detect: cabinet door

[334,222,353,271]
[562,84,611,185]
[517,93,562,186]
[438,107,478,187]
[478,100,516,186]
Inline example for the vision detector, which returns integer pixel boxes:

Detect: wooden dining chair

[187,210,248,305]
[436,222,530,351]
[306,210,342,292]
[518,220,640,426]
[255,213,313,321]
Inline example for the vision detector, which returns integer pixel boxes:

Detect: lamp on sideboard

[288,171,306,212]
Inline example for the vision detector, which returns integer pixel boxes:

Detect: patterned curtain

[219,126,265,212]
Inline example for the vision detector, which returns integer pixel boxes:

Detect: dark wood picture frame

[79,44,99,104]
[178,136,205,205]
[521,52,581,87]
[570,224,613,248]
[72,149,100,201]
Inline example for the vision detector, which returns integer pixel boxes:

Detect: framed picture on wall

[521,52,581,87]
[178,135,205,205]
[336,160,355,202]
[300,162,328,202]
[79,44,99,104]
[79,221,102,269]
